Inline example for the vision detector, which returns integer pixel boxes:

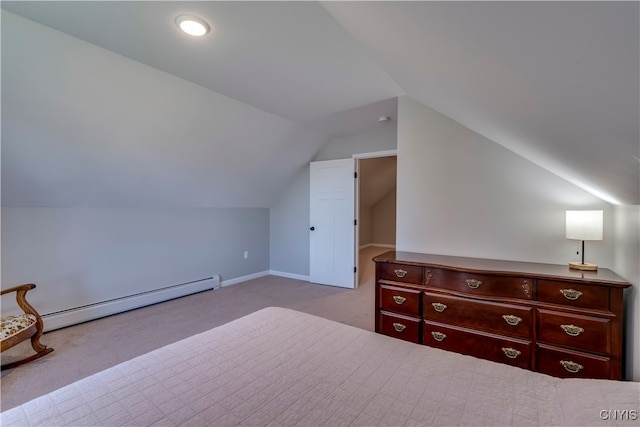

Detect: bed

[2,307,638,426]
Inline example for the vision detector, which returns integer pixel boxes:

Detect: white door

[309,158,356,288]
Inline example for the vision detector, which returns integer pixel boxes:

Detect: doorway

[356,154,397,286]
[308,152,397,289]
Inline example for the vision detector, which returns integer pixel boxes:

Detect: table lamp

[566,210,603,271]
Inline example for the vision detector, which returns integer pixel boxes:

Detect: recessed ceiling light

[176,15,210,37]
[377,116,391,123]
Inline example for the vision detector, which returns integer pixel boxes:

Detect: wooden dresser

[374,251,631,380]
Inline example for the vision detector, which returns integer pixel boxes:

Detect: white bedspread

[2,307,638,426]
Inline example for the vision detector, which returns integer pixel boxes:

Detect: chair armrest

[1,284,40,318]
[1,283,36,296]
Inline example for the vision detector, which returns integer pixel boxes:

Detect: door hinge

[354,266,357,273]
[354,219,357,226]
[354,172,358,179]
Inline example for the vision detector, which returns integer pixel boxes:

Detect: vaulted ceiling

[2,1,638,207]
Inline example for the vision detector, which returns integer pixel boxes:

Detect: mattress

[2,307,638,426]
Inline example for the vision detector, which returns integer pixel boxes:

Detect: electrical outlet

[243,251,249,259]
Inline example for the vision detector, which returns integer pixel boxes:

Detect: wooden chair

[1,284,53,369]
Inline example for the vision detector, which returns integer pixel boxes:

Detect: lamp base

[569,261,598,271]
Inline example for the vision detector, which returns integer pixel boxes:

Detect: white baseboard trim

[359,243,396,249]
[41,269,316,332]
[43,277,218,332]
[269,270,310,281]
[220,270,270,287]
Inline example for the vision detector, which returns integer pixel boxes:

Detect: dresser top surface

[373,251,631,288]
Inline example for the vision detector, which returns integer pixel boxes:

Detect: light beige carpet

[0,246,389,411]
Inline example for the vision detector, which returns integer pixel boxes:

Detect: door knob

[310,226,315,231]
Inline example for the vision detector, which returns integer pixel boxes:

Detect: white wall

[396,96,614,266]
[269,167,311,277]
[614,205,640,381]
[270,124,397,276]
[1,208,269,316]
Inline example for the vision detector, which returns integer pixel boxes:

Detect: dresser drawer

[537,280,609,311]
[424,292,532,339]
[377,263,423,284]
[380,284,421,317]
[423,321,531,369]
[427,268,532,300]
[537,343,611,379]
[379,311,421,344]
[537,309,611,355]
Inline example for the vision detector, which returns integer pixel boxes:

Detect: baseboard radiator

[42,276,220,332]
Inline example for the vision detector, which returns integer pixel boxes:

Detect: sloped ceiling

[324,1,639,205]
[2,1,638,207]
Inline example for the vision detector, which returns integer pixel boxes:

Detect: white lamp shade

[566,210,603,241]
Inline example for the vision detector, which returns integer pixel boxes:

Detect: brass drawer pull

[501,347,521,359]
[394,269,408,278]
[502,315,522,326]
[466,279,482,289]
[560,324,584,337]
[393,296,406,305]
[432,302,447,313]
[560,360,584,373]
[559,288,583,300]
[431,331,446,342]
[393,323,406,333]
